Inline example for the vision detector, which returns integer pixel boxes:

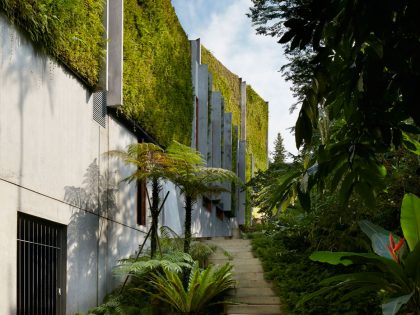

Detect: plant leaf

[381,292,413,315]
[309,251,354,266]
[401,193,420,251]
[359,220,395,259]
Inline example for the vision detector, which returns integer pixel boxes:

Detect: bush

[249,227,381,314]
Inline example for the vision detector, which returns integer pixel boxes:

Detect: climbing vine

[122,0,193,146]
[246,85,269,174]
[0,0,105,88]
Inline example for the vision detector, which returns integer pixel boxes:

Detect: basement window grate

[93,91,107,128]
[17,212,67,315]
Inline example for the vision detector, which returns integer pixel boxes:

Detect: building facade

[0,0,268,313]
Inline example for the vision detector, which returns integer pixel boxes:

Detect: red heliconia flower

[387,233,405,263]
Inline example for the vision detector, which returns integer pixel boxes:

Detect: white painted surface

[0,13,233,315]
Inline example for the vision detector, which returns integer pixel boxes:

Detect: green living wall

[201,47,241,131]
[122,0,193,146]
[246,85,269,177]
[0,0,105,88]
[201,47,268,176]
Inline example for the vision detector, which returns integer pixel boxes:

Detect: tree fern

[114,251,194,278]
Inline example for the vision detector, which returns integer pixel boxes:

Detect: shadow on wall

[64,159,118,313]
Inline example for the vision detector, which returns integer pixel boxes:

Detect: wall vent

[93,91,107,128]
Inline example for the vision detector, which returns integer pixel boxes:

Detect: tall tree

[249,0,420,204]
[272,132,287,165]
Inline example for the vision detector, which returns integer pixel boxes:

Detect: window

[17,212,66,314]
[137,180,147,226]
[202,196,212,212]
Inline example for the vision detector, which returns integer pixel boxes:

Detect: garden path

[205,238,283,315]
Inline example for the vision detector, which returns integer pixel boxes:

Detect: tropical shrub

[307,193,420,314]
[249,225,380,314]
[143,263,235,315]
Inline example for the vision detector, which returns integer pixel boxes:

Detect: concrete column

[266,101,270,169]
[207,74,213,166]
[107,0,123,106]
[222,113,232,211]
[240,80,247,141]
[197,65,209,159]
[211,92,222,168]
[190,39,200,149]
[237,140,247,225]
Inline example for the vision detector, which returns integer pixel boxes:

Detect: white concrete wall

[0,15,147,314]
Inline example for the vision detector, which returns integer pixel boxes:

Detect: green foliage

[246,85,269,174]
[115,251,195,278]
[122,0,193,146]
[0,0,104,88]
[308,197,420,314]
[144,263,235,315]
[272,132,287,165]
[249,0,420,206]
[160,226,218,268]
[166,141,241,253]
[201,47,241,129]
[249,228,381,314]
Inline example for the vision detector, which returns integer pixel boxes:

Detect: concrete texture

[107,0,123,106]
[0,17,234,315]
[190,39,200,149]
[222,113,232,211]
[237,140,247,225]
[240,80,247,141]
[206,238,283,315]
[197,65,209,160]
[211,92,222,168]
[207,74,213,166]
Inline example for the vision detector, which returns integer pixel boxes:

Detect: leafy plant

[166,141,240,253]
[143,263,235,315]
[114,251,195,279]
[160,226,219,267]
[108,142,179,258]
[0,0,105,87]
[306,193,420,314]
[123,0,193,146]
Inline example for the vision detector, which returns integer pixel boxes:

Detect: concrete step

[210,257,261,263]
[211,252,255,259]
[235,279,273,288]
[233,272,267,281]
[228,287,277,297]
[232,296,280,304]
[231,265,264,273]
[226,304,282,314]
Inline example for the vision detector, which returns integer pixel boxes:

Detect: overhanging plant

[300,193,420,314]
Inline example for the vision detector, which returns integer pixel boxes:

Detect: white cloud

[172,0,299,156]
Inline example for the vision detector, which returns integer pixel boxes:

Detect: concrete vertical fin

[190,39,201,148]
[222,113,233,211]
[107,0,123,106]
[197,64,209,159]
[207,73,213,166]
[240,80,247,141]
[211,92,222,168]
[237,140,247,225]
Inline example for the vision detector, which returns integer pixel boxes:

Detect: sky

[171,0,299,157]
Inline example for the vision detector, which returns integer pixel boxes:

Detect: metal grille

[93,91,107,128]
[17,213,66,315]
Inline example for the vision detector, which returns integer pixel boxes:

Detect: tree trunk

[183,195,193,253]
[150,177,160,258]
